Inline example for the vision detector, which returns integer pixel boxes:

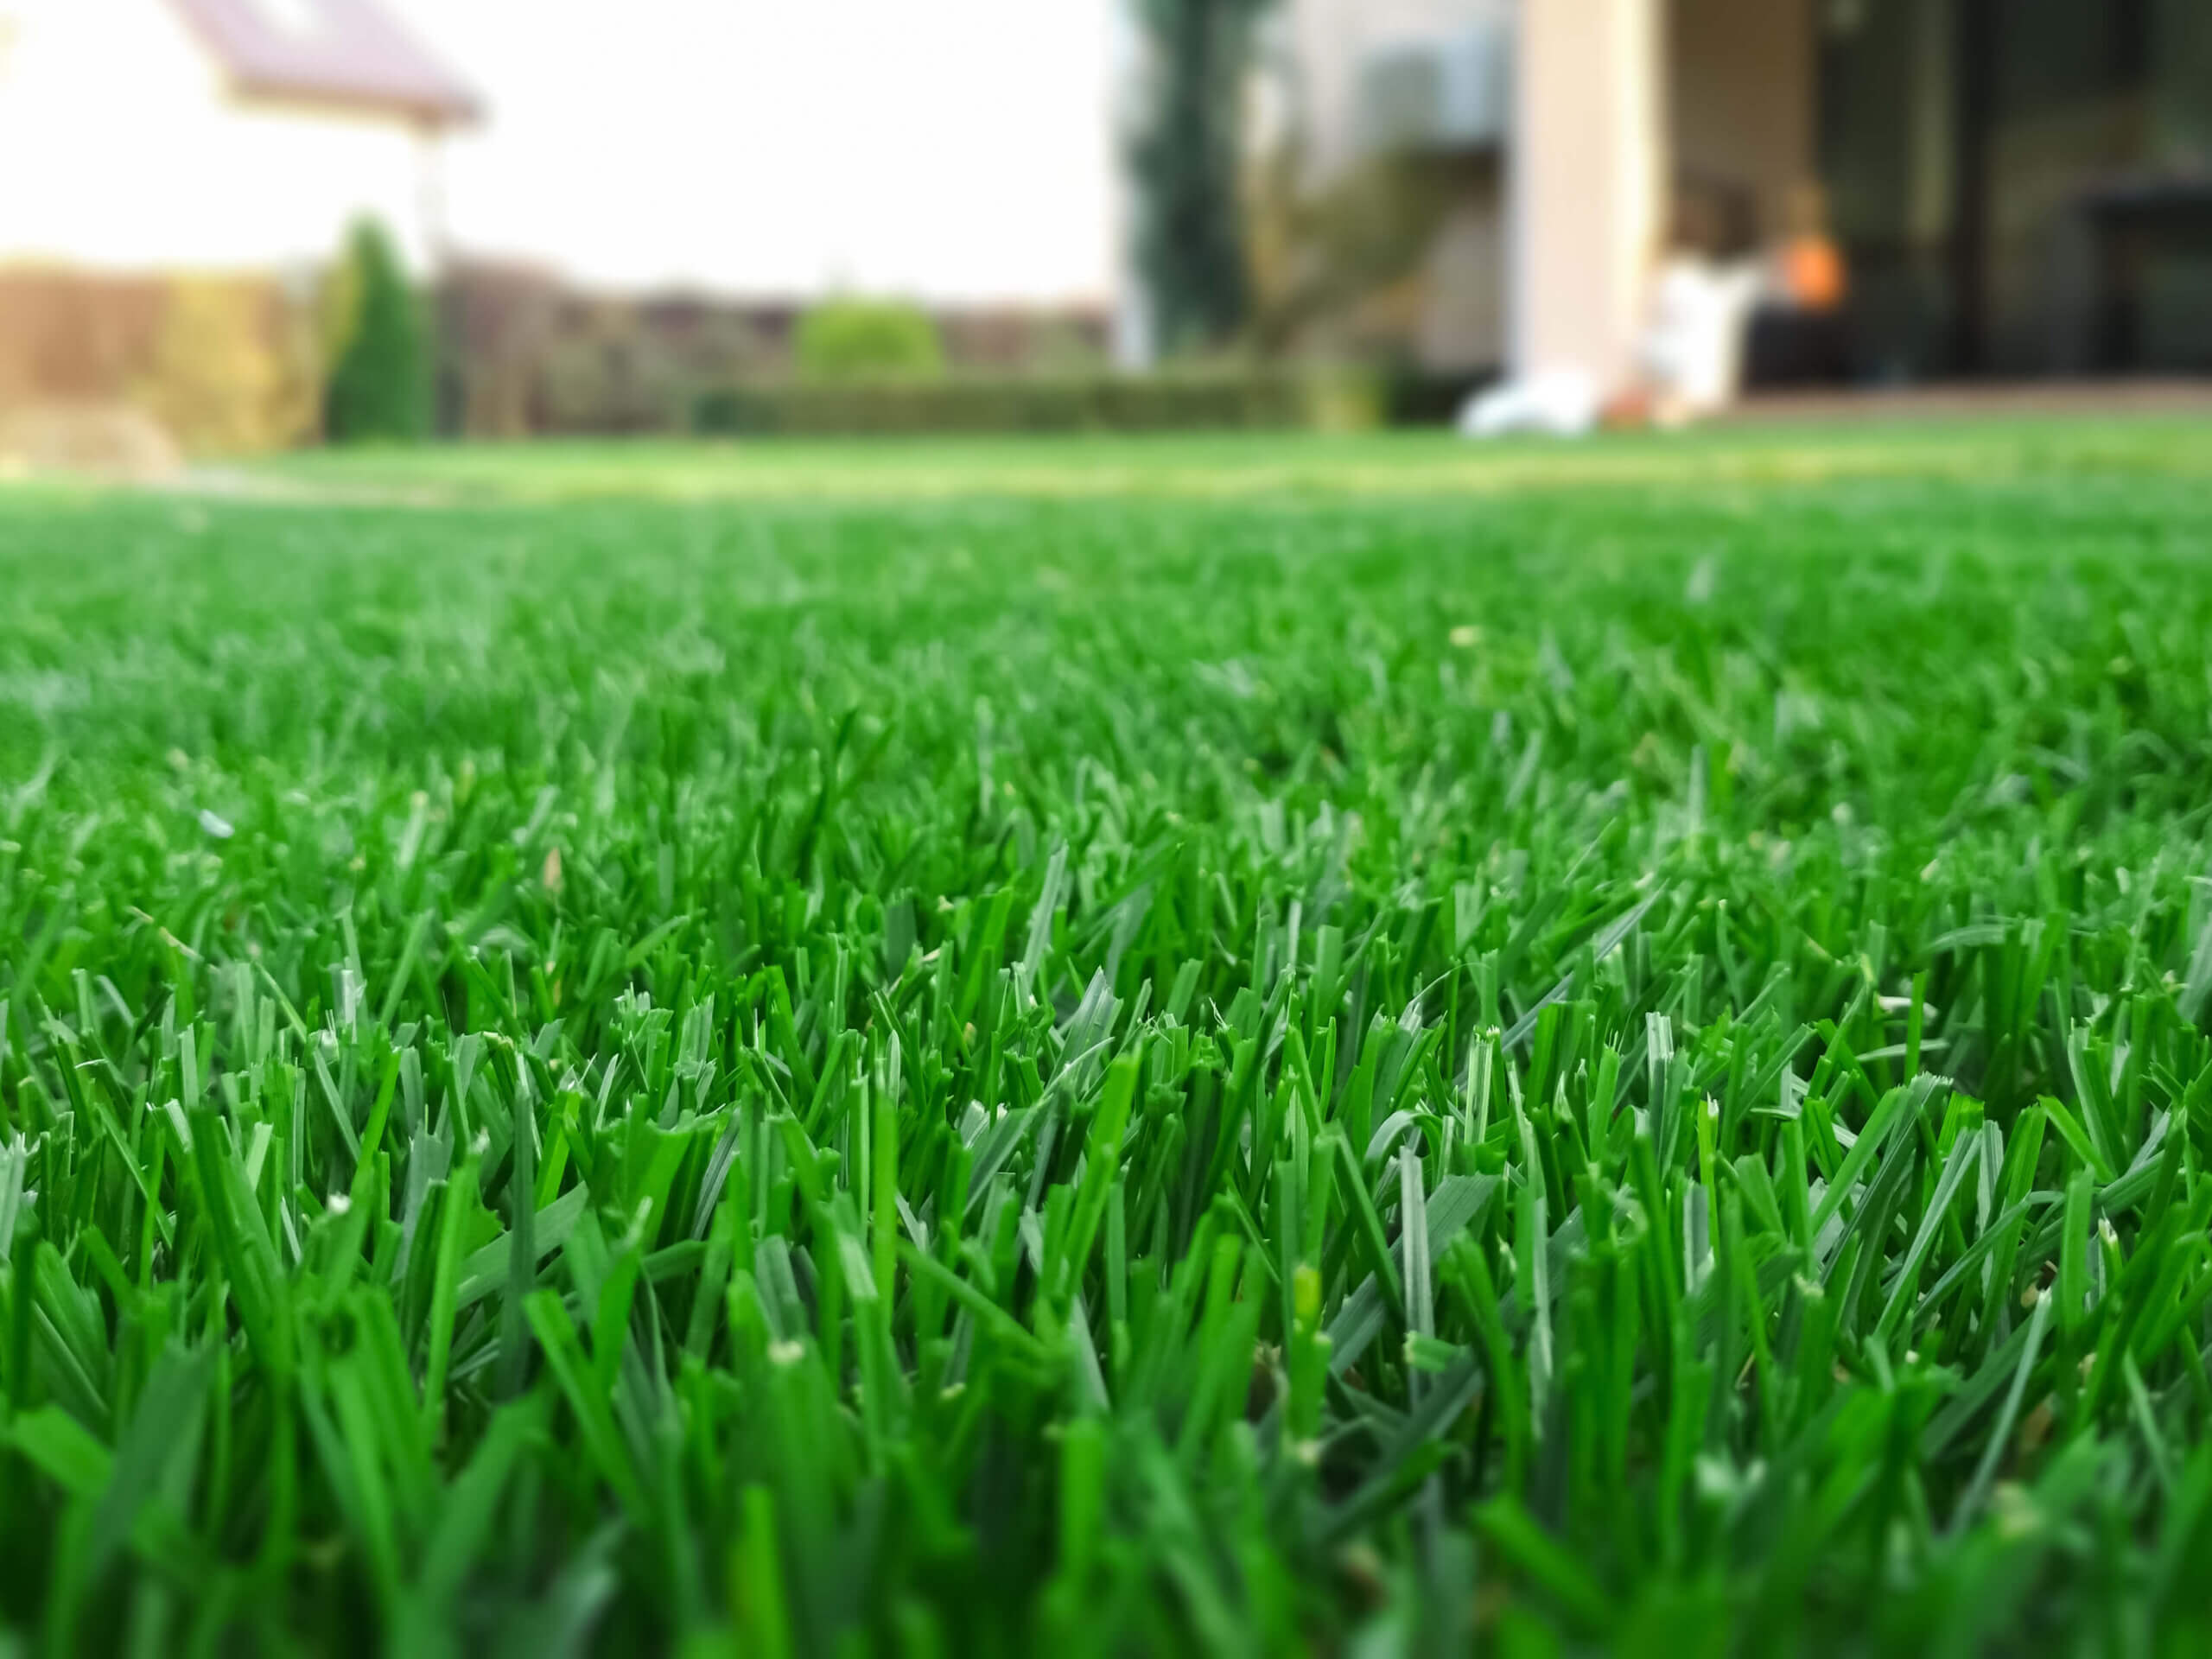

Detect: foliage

[324,221,431,445]
[137,276,321,456]
[795,300,946,382]
[691,365,1377,435]
[1128,0,1273,356]
[5,424,2212,1652]
[1246,149,1498,360]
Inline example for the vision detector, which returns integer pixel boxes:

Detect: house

[1273,0,2212,392]
[0,0,477,274]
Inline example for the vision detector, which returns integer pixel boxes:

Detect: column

[1509,0,1669,391]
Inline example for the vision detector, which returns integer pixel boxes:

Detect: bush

[138,276,320,455]
[795,300,946,381]
[1380,365,1501,428]
[324,221,430,443]
[691,366,1379,437]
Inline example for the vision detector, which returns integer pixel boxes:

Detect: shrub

[324,221,430,443]
[692,365,1379,436]
[795,300,946,381]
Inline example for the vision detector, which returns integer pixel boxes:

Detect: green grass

[237,417,2212,504]
[6,421,2212,1654]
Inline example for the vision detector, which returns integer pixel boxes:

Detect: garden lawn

[4,420,2212,1655]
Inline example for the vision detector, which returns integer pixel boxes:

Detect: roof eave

[225,75,484,130]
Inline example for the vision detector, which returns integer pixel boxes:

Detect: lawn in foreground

[3,423,2212,1653]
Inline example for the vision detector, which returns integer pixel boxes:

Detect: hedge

[689,366,1381,436]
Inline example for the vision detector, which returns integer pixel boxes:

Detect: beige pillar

[1510,0,1668,391]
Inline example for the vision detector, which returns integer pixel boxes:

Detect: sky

[385,0,1125,304]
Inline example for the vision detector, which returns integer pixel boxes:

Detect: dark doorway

[1819,0,2212,378]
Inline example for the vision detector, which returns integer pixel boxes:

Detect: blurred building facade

[1271,0,2212,391]
[7,0,2206,460]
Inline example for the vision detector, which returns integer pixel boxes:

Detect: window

[245,0,324,37]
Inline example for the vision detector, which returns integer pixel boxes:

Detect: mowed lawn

[4,421,2212,1654]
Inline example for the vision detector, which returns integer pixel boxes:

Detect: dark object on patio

[1743,307,1854,390]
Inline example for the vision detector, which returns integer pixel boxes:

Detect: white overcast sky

[385,0,1124,303]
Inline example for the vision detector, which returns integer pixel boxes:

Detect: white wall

[0,0,432,275]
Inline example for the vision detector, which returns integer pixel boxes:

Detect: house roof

[168,0,481,128]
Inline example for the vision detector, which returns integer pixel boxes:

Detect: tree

[324,221,430,443]
[1128,0,1271,358]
